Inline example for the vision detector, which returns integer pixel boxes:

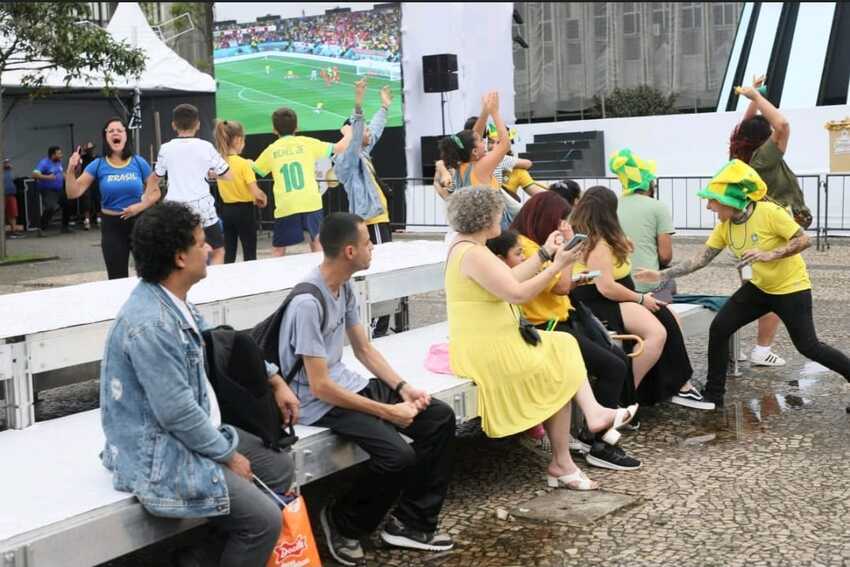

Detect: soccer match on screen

[214,5,403,133]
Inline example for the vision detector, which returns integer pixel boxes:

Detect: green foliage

[594,85,678,118]
[0,2,146,89]
[170,2,206,33]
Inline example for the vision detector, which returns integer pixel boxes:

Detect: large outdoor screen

[213,5,403,134]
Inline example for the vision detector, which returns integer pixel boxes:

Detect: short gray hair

[446,186,504,234]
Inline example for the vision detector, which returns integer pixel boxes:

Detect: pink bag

[425,343,453,375]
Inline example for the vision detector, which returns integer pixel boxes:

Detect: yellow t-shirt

[322,164,389,226]
[573,241,632,280]
[517,235,573,325]
[216,154,256,203]
[364,164,389,226]
[254,135,333,218]
[706,201,810,294]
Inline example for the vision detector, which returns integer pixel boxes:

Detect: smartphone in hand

[571,270,601,283]
[563,233,588,250]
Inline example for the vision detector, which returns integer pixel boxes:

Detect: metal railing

[224,173,850,251]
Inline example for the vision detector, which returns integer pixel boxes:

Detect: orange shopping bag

[254,475,323,567]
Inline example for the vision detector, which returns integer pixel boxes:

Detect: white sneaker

[750,348,786,367]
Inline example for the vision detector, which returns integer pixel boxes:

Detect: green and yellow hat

[609,148,656,195]
[697,159,767,210]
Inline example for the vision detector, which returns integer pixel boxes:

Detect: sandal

[546,468,599,491]
[601,403,639,446]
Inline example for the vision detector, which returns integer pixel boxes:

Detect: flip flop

[546,468,599,491]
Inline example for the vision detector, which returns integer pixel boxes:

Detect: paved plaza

[3,229,850,566]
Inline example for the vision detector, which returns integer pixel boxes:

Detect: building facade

[513,2,743,121]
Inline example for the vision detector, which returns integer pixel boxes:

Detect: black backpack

[202,326,298,450]
[251,282,327,383]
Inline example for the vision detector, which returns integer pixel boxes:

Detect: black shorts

[204,222,225,250]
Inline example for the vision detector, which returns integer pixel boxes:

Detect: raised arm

[363,85,391,155]
[737,81,790,153]
[459,243,574,305]
[473,92,510,181]
[64,151,95,199]
[741,74,765,122]
[471,96,489,137]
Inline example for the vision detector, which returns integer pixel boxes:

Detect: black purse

[513,306,542,347]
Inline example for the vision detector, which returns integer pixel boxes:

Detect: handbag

[254,476,323,567]
[512,305,541,347]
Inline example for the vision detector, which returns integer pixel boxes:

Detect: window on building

[680,2,703,29]
[652,4,670,31]
[567,43,582,65]
[623,36,641,61]
[712,3,738,27]
[623,2,640,36]
[593,3,608,37]
[565,19,580,40]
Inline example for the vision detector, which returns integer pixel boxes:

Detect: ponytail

[438,129,475,169]
[214,119,245,158]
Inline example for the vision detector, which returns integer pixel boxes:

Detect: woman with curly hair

[728,75,810,368]
[445,186,637,490]
[570,186,712,411]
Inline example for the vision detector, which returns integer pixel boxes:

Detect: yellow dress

[446,243,586,438]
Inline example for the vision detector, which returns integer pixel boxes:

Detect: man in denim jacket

[100,201,298,567]
[333,79,398,336]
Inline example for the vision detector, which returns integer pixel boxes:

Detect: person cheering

[65,117,159,279]
[635,160,850,408]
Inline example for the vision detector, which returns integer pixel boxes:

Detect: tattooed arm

[740,229,809,264]
[634,245,723,284]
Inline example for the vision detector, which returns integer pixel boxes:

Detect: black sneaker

[670,387,716,410]
[699,389,724,409]
[320,504,365,566]
[585,441,641,471]
[380,514,454,552]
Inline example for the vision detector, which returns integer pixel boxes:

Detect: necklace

[728,203,755,252]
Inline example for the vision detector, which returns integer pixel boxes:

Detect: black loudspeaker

[420,135,442,179]
[422,54,458,93]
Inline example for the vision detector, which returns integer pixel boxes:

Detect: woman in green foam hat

[635,160,850,409]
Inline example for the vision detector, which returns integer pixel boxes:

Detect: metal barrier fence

[235,174,850,250]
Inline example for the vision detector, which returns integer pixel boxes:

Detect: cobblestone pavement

[5,232,850,566]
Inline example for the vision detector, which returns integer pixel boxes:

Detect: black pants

[706,282,850,398]
[221,202,258,263]
[39,191,62,230]
[368,222,402,336]
[315,379,455,538]
[100,214,136,279]
[538,320,629,410]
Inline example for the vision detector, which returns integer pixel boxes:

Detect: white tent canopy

[0,2,215,93]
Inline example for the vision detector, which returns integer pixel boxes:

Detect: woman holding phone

[65,117,160,279]
[570,186,713,411]
[508,191,641,470]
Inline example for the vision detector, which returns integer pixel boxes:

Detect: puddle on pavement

[800,361,831,376]
[678,392,812,447]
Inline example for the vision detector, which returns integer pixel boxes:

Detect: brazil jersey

[254,135,333,218]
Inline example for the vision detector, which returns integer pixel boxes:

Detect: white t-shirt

[160,285,222,428]
[155,137,229,227]
[494,155,519,186]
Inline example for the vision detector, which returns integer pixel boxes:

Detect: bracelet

[638,294,645,305]
[394,380,407,396]
[537,248,551,263]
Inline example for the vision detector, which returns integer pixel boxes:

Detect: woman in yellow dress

[445,186,637,490]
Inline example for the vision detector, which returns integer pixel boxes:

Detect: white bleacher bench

[0,310,732,566]
[0,241,445,430]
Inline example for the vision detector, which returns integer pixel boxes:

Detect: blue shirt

[33,157,64,192]
[84,156,152,212]
[3,170,13,196]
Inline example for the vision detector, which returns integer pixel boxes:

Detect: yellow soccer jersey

[254,135,333,218]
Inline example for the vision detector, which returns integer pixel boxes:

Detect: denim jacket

[100,281,239,518]
[332,107,386,220]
